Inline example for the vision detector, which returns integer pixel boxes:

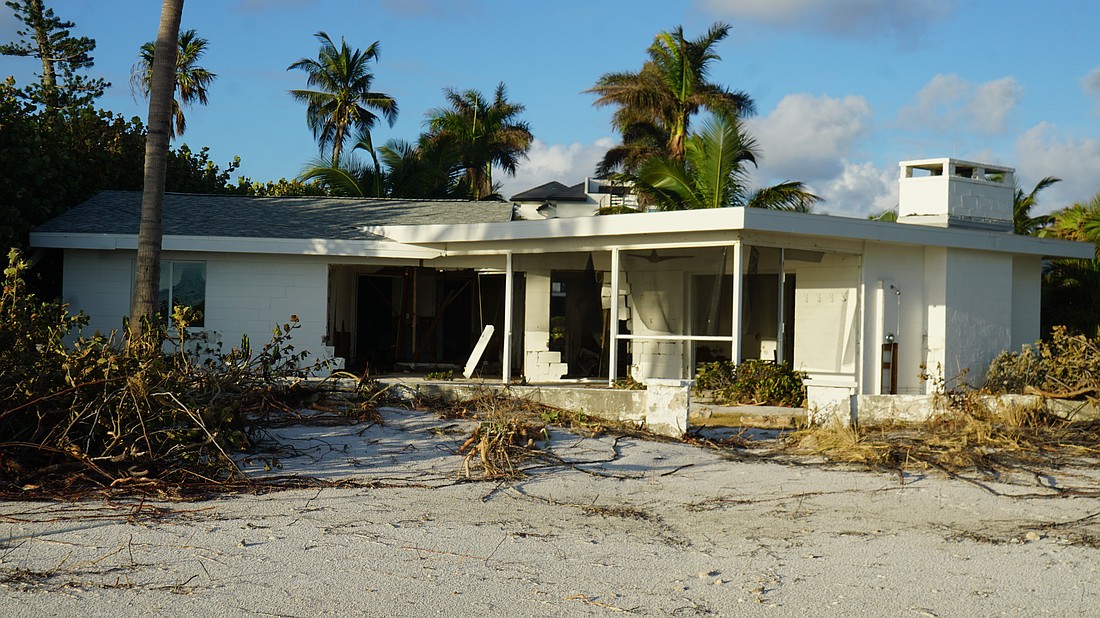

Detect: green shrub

[693,359,806,407]
[425,369,454,381]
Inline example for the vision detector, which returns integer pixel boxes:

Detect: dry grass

[784,392,1100,488]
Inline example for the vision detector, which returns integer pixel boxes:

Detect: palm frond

[746,181,821,212]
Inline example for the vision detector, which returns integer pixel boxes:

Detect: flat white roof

[365,207,1093,260]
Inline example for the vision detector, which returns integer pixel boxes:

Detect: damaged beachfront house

[31,158,1093,422]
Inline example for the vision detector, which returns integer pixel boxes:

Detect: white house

[31,158,1093,417]
[511,177,637,219]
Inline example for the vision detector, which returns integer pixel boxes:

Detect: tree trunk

[26,0,57,110]
[128,0,184,347]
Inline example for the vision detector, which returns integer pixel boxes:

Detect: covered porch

[323,234,864,403]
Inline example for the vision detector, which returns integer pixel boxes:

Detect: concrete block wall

[941,248,1013,386]
[627,270,684,380]
[204,253,329,368]
[63,249,133,339]
[62,249,333,371]
[898,159,1014,229]
[522,270,567,382]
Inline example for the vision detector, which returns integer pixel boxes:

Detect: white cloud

[900,74,1021,135]
[815,160,898,219]
[967,77,1023,134]
[499,138,614,199]
[745,93,871,181]
[1014,122,1100,213]
[1083,66,1100,111]
[699,0,954,38]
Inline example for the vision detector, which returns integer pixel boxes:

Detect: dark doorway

[550,263,605,378]
[355,274,399,372]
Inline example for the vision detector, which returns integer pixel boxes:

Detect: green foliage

[0,249,327,488]
[635,114,820,212]
[985,327,1100,400]
[1,0,108,110]
[288,31,397,166]
[0,78,289,252]
[238,177,328,197]
[694,359,807,407]
[165,144,244,194]
[1040,193,1100,337]
[422,83,533,200]
[0,79,144,252]
[424,369,454,381]
[130,29,217,138]
[587,22,755,175]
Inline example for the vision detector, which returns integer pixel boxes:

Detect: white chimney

[897,158,1015,231]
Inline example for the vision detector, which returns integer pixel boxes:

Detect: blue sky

[3,0,1099,217]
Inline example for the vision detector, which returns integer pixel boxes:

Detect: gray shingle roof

[33,191,514,240]
[510,181,588,202]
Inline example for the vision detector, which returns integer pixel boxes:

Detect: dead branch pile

[985,326,1100,400]
[428,390,613,479]
[0,250,384,498]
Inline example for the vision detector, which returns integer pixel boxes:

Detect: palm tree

[422,83,532,200]
[587,22,755,175]
[1013,176,1061,235]
[1041,194,1100,336]
[288,32,397,167]
[297,135,383,197]
[131,29,216,138]
[1045,194,1100,251]
[634,114,820,212]
[380,139,463,199]
[129,0,183,346]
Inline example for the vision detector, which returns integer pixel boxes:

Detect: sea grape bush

[694,359,807,407]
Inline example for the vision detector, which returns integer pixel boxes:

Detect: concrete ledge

[1046,398,1100,421]
[377,379,694,435]
[690,403,806,429]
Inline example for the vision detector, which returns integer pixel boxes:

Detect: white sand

[2,407,1098,616]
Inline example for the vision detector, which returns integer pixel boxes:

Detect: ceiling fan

[624,249,692,263]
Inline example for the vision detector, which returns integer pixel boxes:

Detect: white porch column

[731,240,743,364]
[503,251,513,384]
[609,247,620,385]
[776,248,786,365]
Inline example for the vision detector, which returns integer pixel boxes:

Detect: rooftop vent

[897,158,1014,231]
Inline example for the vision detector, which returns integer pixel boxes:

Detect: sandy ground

[2,407,1099,617]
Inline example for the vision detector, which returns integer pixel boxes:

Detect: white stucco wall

[791,253,860,377]
[941,248,1013,385]
[918,246,1016,388]
[1011,255,1041,349]
[860,243,928,394]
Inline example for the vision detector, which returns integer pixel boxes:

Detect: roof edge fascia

[29,233,443,259]
[367,207,1093,260]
